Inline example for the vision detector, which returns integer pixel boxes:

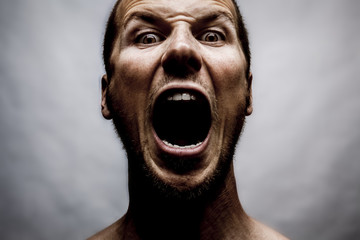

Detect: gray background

[0,0,359,239]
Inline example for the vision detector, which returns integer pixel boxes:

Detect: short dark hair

[103,0,251,77]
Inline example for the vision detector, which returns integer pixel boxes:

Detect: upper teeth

[167,92,196,101]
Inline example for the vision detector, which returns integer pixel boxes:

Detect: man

[90,0,288,239]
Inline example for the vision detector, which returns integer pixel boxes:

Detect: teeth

[173,93,182,101]
[162,140,202,149]
[182,93,191,100]
[167,92,196,101]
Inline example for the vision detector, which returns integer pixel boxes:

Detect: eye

[136,33,163,44]
[200,32,224,42]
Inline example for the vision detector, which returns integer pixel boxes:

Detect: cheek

[110,50,157,110]
[207,49,248,103]
[203,49,249,126]
[116,52,150,89]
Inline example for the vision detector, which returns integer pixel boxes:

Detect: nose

[161,29,202,77]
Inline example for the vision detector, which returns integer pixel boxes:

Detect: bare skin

[89,166,288,240]
[89,0,289,239]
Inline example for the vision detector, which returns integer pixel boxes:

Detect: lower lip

[152,129,210,157]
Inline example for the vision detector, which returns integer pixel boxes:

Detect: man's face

[102,0,252,193]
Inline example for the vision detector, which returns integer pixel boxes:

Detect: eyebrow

[197,11,235,26]
[123,10,235,29]
[123,12,165,29]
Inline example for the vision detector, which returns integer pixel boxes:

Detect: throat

[127,165,246,240]
[129,197,205,240]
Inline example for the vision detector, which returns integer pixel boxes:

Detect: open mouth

[152,89,212,149]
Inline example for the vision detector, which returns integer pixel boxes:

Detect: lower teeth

[162,140,202,149]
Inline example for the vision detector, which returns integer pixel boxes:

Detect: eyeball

[137,33,163,44]
[200,32,223,42]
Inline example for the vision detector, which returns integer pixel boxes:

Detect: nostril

[162,58,177,74]
[188,57,201,72]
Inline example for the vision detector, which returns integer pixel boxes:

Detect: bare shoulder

[249,218,290,240]
[87,217,125,240]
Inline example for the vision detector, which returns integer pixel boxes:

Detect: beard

[111,112,246,203]
[106,79,248,202]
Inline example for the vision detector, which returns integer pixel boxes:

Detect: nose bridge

[161,23,202,76]
[169,24,194,50]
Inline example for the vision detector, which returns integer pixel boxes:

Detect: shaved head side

[102,0,251,78]
[231,0,251,77]
[103,0,122,77]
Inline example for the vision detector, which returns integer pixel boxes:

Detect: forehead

[117,0,237,26]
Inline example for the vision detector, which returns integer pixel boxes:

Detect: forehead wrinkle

[123,10,235,32]
[123,8,195,29]
[118,0,237,27]
[117,0,149,29]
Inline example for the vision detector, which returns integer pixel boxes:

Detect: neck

[123,163,252,240]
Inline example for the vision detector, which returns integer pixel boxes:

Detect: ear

[101,74,113,119]
[245,72,253,116]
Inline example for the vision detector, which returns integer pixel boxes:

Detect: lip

[151,82,212,158]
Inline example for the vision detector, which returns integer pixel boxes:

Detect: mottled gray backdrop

[0,0,359,239]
